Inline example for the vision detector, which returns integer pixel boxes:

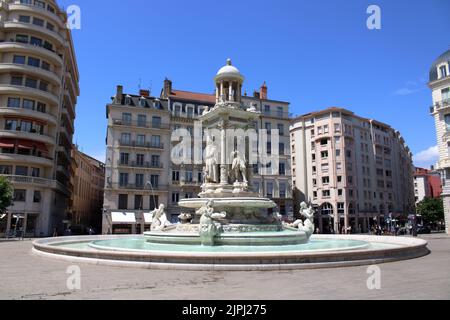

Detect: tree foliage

[0,176,13,214]
[416,197,444,224]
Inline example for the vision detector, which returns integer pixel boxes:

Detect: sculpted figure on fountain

[150,204,172,231]
[198,200,227,246]
[204,135,219,184]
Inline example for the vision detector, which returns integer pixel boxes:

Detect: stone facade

[290,108,415,234]
[0,0,79,237]
[429,48,450,234]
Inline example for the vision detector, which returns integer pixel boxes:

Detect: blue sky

[58,0,450,168]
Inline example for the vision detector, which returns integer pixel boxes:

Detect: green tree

[0,176,13,214]
[416,197,444,224]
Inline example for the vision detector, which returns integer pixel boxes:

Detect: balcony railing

[119,140,164,149]
[261,110,294,119]
[112,119,171,130]
[107,183,169,191]
[430,98,450,113]
[0,150,52,161]
[117,161,163,169]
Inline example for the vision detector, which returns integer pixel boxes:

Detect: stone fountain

[144,59,315,247]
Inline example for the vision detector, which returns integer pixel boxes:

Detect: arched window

[320,203,334,216]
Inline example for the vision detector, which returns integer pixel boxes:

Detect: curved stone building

[0,0,79,237]
[429,48,450,234]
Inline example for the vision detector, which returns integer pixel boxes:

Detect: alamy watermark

[66,5,81,30]
[66,265,81,291]
[367,5,382,30]
[366,265,382,290]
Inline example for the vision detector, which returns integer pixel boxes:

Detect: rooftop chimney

[253,91,260,99]
[260,81,268,100]
[163,78,172,98]
[116,85,123,103]
[139,89,150,97]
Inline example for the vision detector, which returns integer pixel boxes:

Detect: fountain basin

[32,235,429,271]
[144,228,309,246]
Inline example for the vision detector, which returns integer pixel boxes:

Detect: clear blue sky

[58,0,450,168]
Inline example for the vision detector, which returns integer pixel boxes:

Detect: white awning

[143,213,153,224]
[111,212,136,224]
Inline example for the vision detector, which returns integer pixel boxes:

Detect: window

[47,4,55,13]
[336,149,341,157]
[119,173,129,186]
[25,78,38,89]
[16,34,29,43]
[0,166,12,174]
[337,176,342,183]
[136,154,144,166]
[334,123,341,133]
[39,81,48,92]
[322,190,331,198]
[13,55,26,64]
[279,143,285,155]
[338,189,343,197]
[322,176,330,184]
[321,151,329,159]
[11,76,23,86]
[137,115,147,127]
[266,182,273,198]
[324,125,329,134]
[277,124,284,136]
[440,65,448,79]
[19,15,31,23]
[442,88,450,101]
[23,99,35,110]
[152,116,161,128]
[122,113,132,125]
[150,175,159,188]
[7,98,21,108]
[33,191,41,203]
[137,135,145,146]
[338,203,345,215]
[320,139,328,146]
[41,61,50,71]
[172,171,180,182]
[15,166,28,176]
[279,163,286,175]
[198,172,202,183]
[14,190,26,202]
[5,119,18,131]
[279,183,286,198]
[134,195,143,210]
[46,22,54,31]
[30,36,42,47]
[151,135,161,148]
[265,122,272,133]
[32,17,44,27]
[34,0,46,9]
[120,153,129,165]
[185,171,193,183]
[172,193,180,204]
[445,114,450,132]
[118,194,128,210]
[149,195,159,210]
[31,167,40,177]
[151,155,160,167]
[121,133,131,145]
[37,102,46,113]
[135,174,144,188]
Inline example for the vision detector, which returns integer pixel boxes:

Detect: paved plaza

[0,234,449,300]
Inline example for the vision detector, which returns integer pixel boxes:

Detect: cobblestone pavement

[0,234,448,300]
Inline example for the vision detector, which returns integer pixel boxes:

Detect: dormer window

[124,95,131,105]
[139,98,146,107]
[440,65,448,79]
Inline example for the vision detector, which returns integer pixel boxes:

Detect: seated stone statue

[150,204,171,231]
[298,202,315,238]
[199,200,226,246]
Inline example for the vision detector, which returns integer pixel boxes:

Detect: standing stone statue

[231,151,248,184]
[204,135,219,183]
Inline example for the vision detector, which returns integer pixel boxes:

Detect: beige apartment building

[0,0,79,237]
[69,146,105,232]
[103,77,294,234]
[290,108,415,234]
[429,48,450,234]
